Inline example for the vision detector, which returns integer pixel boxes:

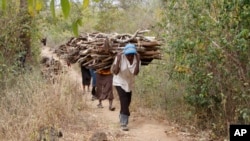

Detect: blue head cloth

[123,43,137,55]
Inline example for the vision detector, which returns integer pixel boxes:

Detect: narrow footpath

[42,46,208,141]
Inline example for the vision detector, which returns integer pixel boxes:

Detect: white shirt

[112,54,140,92]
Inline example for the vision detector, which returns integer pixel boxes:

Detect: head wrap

[123,43,137,55]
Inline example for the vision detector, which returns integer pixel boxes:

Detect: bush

[160,0,250,137]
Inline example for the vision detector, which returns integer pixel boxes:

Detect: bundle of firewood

[55,30,162,71]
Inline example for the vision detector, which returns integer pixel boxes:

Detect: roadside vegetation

[0,0,249,140]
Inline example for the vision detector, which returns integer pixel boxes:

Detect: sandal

[121,125,129,131]
[97,104,103,108]
[109,107,115,111]
[91,96,97,101]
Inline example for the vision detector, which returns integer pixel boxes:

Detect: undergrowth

[0,68,86,140]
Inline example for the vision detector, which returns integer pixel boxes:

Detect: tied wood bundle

[55,30,162,71]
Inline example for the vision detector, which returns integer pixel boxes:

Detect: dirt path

[41,46,200,141]
[65,68,183,141]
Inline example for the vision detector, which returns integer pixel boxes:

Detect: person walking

[111,43,141,131]
[80,64,91,94]
[96,68,116,111]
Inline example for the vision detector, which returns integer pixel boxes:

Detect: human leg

[82,85,86,94]
[115,86,131,131]
[120,114,129,131]
[91,86,97,100]
[81,66,91,94]
[87,85,90,92]
[116,86,131,116]
[91,86,96,95]
[97,99,103,108]
[109,99,115,111]
[105,75,115,111]
[95,73,102,101]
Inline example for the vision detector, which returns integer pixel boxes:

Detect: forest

[0,0,249,140]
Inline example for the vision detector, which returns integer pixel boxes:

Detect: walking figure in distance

[80,64,91,94]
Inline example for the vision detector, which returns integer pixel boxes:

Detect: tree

[160,0,250,137]
[0,0,97,88]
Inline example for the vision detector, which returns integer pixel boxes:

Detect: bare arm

[133,53,140,75]
[112,53,122,75]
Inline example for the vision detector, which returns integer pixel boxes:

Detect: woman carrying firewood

[111,43,141,131]
[96,68,116,111]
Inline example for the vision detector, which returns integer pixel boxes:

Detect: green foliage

[60,0,70,19]
[72,21,78,36]
[72,18,82,36]
[0,1,41,90]
[93,0,160,33]
[134,59,191,124]
[50,0,56,18]
[39,0,94,45]
[0,0,7,11]
[94,6,124,32]
[27,0,43,16]
[159,0,250,137]
[83,0,89,9]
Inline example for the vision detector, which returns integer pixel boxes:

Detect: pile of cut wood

[55,30,162,71]
[40,56,64,83]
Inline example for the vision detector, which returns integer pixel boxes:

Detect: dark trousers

[115,86,132,116]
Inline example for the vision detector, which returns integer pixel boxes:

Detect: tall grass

[132,60,192,125]
[0,68,86,140]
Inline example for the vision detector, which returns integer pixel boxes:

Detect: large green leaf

[50,0,56,18]
[27,0,34,6]
[27,0,43,14]
[61,0,70,19]
[83,0,89,9]
[72,21,79,37]
[76,18,82,26]
[1,0,7,11]
[35,0,43,11]
[27,0,35,16]
[72,19,82,36]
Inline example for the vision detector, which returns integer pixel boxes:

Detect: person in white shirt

[111,43,141,131]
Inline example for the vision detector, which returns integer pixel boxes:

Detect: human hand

[136,53,140,62]
[117,53,122,63]
[67,61,71,67]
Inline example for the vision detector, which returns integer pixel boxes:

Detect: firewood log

[55,30,163,70]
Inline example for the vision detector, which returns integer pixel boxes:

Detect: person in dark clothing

[111,43,141,131]
[80,65,91,94]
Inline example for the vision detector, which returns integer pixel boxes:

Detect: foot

[97,104,103,108]
[120,125,129,131]
[109,107,115,111]
[91,96,97,101]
